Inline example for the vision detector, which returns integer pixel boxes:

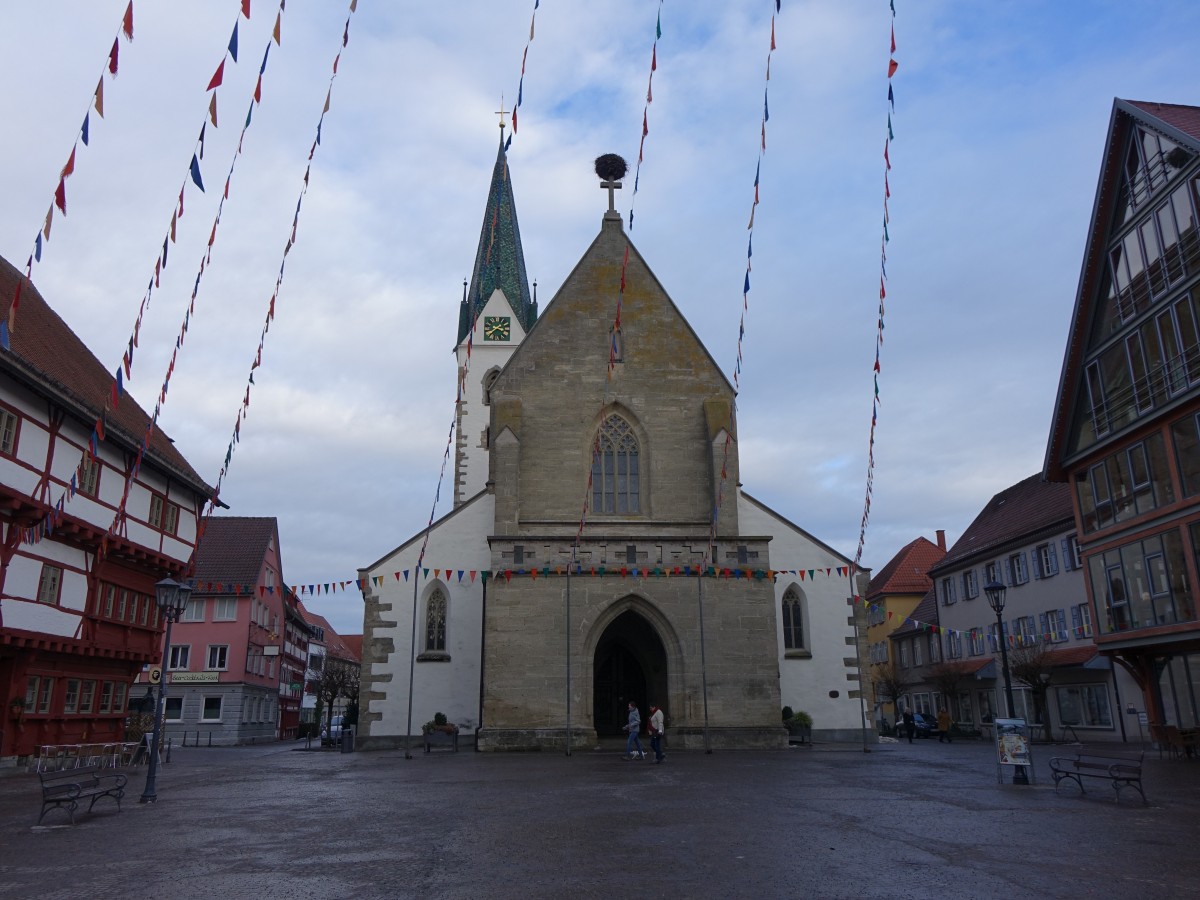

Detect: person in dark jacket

[902,708,915,744]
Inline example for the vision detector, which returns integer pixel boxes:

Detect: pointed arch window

[782,586,809,655]
[424,588,447,655]
[592,415,640,514]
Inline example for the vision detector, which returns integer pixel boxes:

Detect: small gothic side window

[425,588,447,652]
[483,368,501,406]
[591,415,640,514]
[782,586,806,651]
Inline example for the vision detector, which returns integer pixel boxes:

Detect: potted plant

[785,710,813,743]
[422,712,459,753]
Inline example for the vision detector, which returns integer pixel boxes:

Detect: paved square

[0,739,1197,899]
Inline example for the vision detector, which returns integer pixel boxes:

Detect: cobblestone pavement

[0,737,1197,899]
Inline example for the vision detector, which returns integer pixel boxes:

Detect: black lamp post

[139,577,193,804]
[984,579,1029,785]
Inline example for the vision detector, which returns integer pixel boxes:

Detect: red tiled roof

[340,634,362,662]
[932,474,1072,572]
[192,516,278,586]
[866,536,946,598]
[1125,101,1200,142]
[1044,645,1099,668]
[0,255,211,494]
[298,604,359,663]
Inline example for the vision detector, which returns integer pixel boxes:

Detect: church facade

[358,141,868,751]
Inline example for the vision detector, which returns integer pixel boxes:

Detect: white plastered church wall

[737,491,865,738]
[361,493,495,740]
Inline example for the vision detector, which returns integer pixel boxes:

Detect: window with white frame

[79,680,95,713]
[1040,609,1068,643]
[180,599,205,623]
[36,564,63,605]
[962,569,979,600]
[968,628,985,656]
[928,633,942,664]
[207,645,229,671]
[899,641,910,668]
[99,681,113,713]
[0,407,18,455]
[947,631,962,659]
[214,597,237,620]
[168,645,190,671]
[941,577,957,605]
[31,677,53,714]
[913,638,924,667]
[977,689,996,724]
[782,587,807,651]
[77,456,100,496]
[201,696,222,722]
[113,681,127,712]
[1034,543,1059,579]
[64,679,80,714]
[1072,603,1094,638]
[1015,616,1037,646]
[1056,684,1113,728]
[1007,552,1029,585]
[985,560,1001,585]
[955,690,973,724]
[165,697,183,721]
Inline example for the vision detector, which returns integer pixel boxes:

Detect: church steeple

[456,133,537,346]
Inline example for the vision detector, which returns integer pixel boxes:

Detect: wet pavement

[0,736,1197,899]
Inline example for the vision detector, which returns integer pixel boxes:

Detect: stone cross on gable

[600,176,622,214]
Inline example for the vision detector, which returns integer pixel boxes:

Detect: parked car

[911,713,936,739]
[321,715,345,743]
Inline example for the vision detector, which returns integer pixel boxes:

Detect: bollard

[165,737,173,764]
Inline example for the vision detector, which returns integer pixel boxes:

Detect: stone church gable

[489,217,737,527]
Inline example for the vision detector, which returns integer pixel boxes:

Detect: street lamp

[984,579,1029,785]
[139,577,193,804]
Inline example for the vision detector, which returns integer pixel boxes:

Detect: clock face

[483,316,511,342]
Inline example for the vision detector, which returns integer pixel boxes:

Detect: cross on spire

[496,96,508,133]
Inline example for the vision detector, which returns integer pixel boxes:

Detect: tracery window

[425,588,447,653]
[591,415,640,514]
[782,586,806,651]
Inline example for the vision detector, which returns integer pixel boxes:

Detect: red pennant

[108,38,119,76]
[207,60,225,91]
[888,58,899,78]
[54,178,66,214]
[61,147,77,179]
[241,0,251,17]
[122,2,134,40]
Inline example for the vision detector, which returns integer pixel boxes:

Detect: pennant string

[852,1,900,591]
[5,1,137,342]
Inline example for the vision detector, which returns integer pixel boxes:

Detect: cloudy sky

[2,2,1196,635]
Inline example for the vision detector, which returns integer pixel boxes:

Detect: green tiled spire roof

[457,138,537,345]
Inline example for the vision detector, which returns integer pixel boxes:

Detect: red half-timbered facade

[1046,100,1200,732]
[0,257,212,762]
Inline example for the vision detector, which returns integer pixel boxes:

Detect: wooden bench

[1049,751,1145,804]
[38,765,128,825]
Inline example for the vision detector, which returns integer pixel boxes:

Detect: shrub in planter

[785,711,813,737]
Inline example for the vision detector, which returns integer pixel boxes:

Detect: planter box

[787,725,812,744]
[423,729,459,753]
